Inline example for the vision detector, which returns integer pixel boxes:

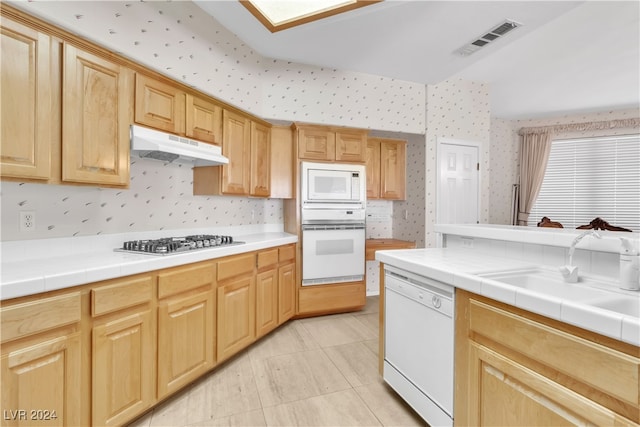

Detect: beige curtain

[517,130,552,226]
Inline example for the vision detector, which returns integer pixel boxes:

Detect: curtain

[517,131,552,226]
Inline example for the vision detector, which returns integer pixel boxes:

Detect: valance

[518,118,640,136]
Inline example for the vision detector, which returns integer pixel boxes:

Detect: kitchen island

[376,224,639,427]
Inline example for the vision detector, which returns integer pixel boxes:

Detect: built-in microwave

[301,162,366,208]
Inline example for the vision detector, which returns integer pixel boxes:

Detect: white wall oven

[300,161,366,286]
[301,221,365,286]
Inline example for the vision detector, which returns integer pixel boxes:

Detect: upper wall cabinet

[250,121,271,197]
[295,124,367,163]
[63,44,133,186]
[193,111,272,197]
[366,138,406,200]
[135,74,222,145]
[0,17,54,180]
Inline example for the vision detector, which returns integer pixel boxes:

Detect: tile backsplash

[0,158,282,241]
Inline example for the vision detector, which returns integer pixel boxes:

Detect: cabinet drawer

[91,276,153,317]
[158,262,214,299]
[217,254,255,282]
[279,245,295,263]
[1,292,81,343]
[257,249,278,270]
[469,299,640,407]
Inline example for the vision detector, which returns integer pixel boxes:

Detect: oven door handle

[302,223,365,231]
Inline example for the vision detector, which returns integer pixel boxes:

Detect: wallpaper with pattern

[488,108,640,225]
[10,0,425,134]
[425,78,491,247]
[0,159,282,241]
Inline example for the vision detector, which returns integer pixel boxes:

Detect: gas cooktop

[115,235,243,256]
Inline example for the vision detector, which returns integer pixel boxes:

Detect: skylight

[240,0,379,32]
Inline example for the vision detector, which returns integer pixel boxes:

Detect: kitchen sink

[479,267,640,319]
[479,267,613,301]
[587,296,640,317]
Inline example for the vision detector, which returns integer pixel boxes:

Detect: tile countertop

[1,232,297,301]
[375,248,640,347]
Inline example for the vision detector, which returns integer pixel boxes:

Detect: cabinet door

[298,128,335,161]
[221,110,251,195]
[134,74,185,134]
[380,140,406,200]
[250,121,271,197]
[92,310,154,426]
[335,131,366,163]
[1,332,81,427]
[63,44,132,186]
[185,94,222,145]
[0,18,52,180]
[278,263,295,324]
[365,140,381,199]
[256,269,278,338]
[467,343,627,426]
[157,289,215,399]
[217,276,256,362]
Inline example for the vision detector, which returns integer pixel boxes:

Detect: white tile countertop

[376,248,640,347]
[1,228,297,301]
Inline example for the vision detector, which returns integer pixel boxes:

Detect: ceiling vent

[454,19,522,57]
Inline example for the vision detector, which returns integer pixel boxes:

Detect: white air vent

[454,19,522,56]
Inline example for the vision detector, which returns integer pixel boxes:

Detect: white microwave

[301,162,366,207]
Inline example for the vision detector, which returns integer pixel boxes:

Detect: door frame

[435,137,482,246]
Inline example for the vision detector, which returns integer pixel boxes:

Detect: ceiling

[195,1,640,119]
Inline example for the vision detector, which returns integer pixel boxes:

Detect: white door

[437,143,479,224]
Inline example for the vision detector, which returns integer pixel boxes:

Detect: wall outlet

[20,211,36,232]
[462,237,474,248]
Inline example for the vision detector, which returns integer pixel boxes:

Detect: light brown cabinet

[0,293,82,427]
[277,245,296,324]
[90,276,154,426]
[193,111,272,197]
[366,138,406,200]
[134,74,222,145]
[256,249,279,338]
[296,124,367,163]
[455,290,640,426]
[63,44,133,186]
[157,263,215,399]
[250,121,272,197]
[216,253,257,362]
[0,17,54,180]
[269,125,294,199]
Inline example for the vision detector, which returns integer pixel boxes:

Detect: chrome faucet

[560,229,602,283]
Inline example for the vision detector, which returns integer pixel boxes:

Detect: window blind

[529,134,640,232]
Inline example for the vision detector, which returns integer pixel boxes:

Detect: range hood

[130,124,229,166]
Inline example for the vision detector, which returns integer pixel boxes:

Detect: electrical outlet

[20,211,36,232]
[462,237,474,248]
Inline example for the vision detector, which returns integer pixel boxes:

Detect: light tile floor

[127,296,426,427]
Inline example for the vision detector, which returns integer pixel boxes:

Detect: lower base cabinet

[217,276,256,362]
[0,244,297,427]
[298,282,366,316]
[1,293,82,427]
[455,290,640,426]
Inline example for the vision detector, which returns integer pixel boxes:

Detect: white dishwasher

[383,265,454,427]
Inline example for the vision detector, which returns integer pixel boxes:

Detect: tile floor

[127,296,426,427]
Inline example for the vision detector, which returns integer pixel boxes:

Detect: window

[529,134,640,232]
[240,0,379,32]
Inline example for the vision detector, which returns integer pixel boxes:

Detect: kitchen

[1,1,639,426]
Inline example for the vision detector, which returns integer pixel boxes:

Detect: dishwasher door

[384,269,454,426]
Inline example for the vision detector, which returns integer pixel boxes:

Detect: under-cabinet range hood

[130,124,229,166]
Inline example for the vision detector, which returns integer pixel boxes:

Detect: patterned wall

[393,133,427,249]
[489,118,519,224]
[11,0,425,134]
[488,108,640,225]
[0,159,282,241]
[425,78,491,247]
